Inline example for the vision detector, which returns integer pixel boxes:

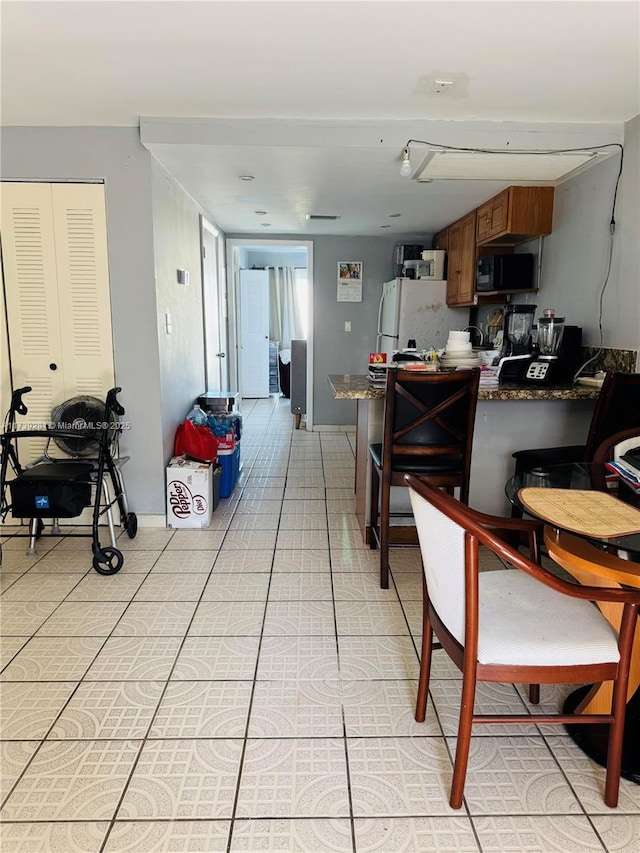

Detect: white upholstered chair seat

[477,570,620,667]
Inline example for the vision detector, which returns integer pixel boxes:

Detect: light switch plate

[344,321,351,332]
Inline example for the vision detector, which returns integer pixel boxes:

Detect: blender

[523,309,568,384]
[497,304,536,383]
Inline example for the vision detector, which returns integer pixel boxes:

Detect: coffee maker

[497,304,536,383]
[522,310,583,386]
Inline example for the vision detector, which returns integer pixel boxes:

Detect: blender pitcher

[537,309,565,357]
[503,304,537,356]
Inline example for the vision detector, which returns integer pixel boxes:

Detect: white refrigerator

[376,277,451,360]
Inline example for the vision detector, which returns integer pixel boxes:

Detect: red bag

[174,419,218,463]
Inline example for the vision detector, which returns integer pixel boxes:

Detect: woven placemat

[518,488,640,538]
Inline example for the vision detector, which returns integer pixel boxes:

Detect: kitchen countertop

[328,374,601,402]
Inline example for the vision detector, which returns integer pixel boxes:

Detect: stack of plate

[440,330,481,369]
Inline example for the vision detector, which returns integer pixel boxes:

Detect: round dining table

[506,462,640,784]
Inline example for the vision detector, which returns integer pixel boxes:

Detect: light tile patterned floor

[1,396,639,852]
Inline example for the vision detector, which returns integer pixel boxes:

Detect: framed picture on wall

[337,261,363,302]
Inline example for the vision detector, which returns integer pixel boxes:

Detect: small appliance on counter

[497,304,536,383]
[521,311,583,386]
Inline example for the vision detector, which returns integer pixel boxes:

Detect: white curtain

[268,266,304,348]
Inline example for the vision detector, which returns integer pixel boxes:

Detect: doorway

[226,239,313,426]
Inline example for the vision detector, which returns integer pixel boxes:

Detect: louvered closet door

[1,182,114,464]
[1,182,65,461]
[51,183,114,400]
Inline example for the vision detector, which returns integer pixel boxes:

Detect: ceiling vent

[306,214,341,221]
[414,150,608,183]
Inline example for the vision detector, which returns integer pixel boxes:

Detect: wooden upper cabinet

[432,229,448,252]
[445,211,476,306]
[476,186,554,246]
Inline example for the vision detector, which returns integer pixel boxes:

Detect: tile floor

[1,397,639,852]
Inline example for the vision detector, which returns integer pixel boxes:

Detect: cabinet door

[432,229,448,252]
[457,212,477,305]
[476,191,508,242]
[446,222,461,305]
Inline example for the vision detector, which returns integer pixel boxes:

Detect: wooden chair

[590,426,640,499]
[512,371,640,476]
[405,473,640,809]
[369,368,480,589]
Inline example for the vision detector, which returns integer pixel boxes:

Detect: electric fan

[50,395,115,457]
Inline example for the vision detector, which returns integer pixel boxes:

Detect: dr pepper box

[166,456,213,528]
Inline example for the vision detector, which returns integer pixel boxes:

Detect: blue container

[218,446,239,498]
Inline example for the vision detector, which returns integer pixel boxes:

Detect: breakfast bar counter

[329,374,601,402]
[329,374,600,542]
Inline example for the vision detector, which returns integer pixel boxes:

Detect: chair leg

[379,469,391,589]
[415,577,433,723]
[450,660,478,809]
[529,684,540,705]
[369,462,380,551]
[604,605,637,807]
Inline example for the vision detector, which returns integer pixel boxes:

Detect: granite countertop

[328,374,601,402]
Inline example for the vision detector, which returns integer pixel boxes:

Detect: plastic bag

[174,418,218,462]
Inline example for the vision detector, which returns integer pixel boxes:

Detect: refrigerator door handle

[376,291,385,337]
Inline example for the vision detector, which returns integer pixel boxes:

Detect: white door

[239,269,270,398]
[1,182,114,462]
[201,217,228,392]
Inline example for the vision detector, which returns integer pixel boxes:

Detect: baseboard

[312,424,356,433]
[2,513,168,530]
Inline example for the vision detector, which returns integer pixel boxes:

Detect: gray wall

[150,159,209,465]
[518,114,639,350]
[1,127,165,514]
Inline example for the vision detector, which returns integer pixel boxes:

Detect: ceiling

[2,1,639,236]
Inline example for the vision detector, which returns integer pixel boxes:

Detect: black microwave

[476,253,534,292]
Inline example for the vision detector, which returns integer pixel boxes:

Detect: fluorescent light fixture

[414,150,602,182]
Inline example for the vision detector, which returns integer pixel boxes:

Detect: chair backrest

[408,479,468,645]
[585,372,640,460]
[381,368,480,478]
[592,427,640,467]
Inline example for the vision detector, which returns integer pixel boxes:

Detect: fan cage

[50,396,118,458]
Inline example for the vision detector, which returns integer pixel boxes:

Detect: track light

[400,147,412,177]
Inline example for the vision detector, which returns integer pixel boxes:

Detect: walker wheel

[124,512,138,539]
[92,546,124,575]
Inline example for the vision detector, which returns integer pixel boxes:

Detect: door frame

[225,238,314,429]
[199,215,228,391]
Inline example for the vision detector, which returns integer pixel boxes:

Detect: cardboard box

[166,456,213,528]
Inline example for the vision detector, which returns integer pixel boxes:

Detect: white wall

[150,159,210,465]
[519,115,639,350]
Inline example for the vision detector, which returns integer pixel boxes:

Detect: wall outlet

[344,321,351,332]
